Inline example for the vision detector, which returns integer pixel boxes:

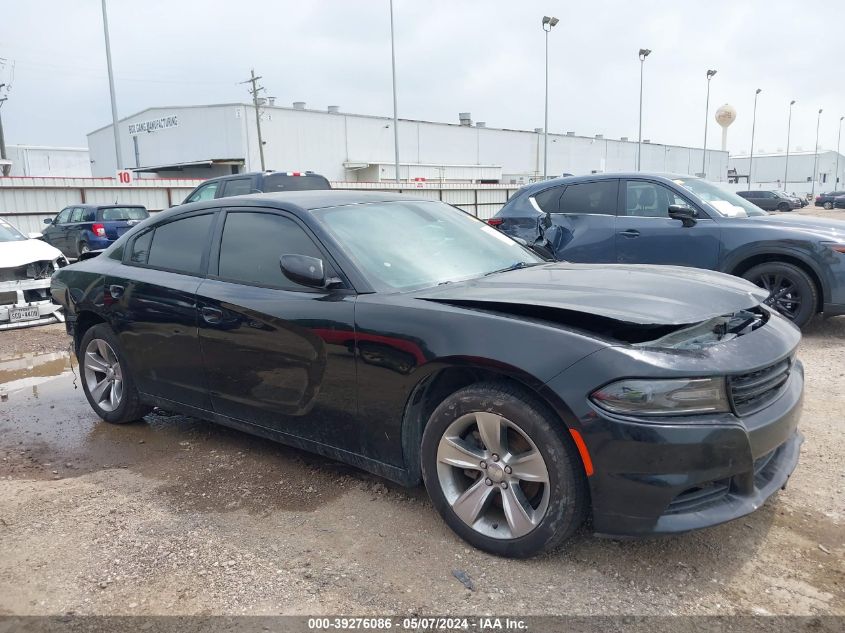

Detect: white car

[0,218,67,330]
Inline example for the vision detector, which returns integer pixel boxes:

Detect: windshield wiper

[484,261,537,276]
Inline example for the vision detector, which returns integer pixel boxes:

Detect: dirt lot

[0,208,843,617]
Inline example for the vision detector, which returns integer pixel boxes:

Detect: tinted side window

[129,230,153,264]
[221,178,254,197]
[623,181,689,218]
[263,174,331,192]
[146,214,214,275]
[185,182,219,203]
[533,186,565,213]
[84,208,97,222]
[559,180,618,215]
[218,212,324,289]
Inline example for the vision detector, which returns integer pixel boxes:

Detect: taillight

[92,223,106,237]
[487,218,504,227]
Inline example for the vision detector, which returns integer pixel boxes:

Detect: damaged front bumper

[0,277,64,330]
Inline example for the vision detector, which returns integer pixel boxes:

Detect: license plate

[9,306,40,323]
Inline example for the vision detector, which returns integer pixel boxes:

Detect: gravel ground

[0,215,843,616]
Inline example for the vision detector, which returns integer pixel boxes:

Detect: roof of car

[515,172,696,196]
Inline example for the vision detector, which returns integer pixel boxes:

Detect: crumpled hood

[0,239,64,268]
[750,214,845,240]
[415,263,768,326]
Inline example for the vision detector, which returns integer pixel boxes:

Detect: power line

[240,69,266,171]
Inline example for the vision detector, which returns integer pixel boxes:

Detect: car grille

[728,358,791,417]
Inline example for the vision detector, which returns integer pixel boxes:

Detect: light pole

[811,108,822,198]
[542,16,559,179]
[784,100,795,189]
[637,48,651,171]
[389,0,400,183]
[701,69,717,178]
[748,88,762,188]
[100,0,122,171]
[836,115,844,189]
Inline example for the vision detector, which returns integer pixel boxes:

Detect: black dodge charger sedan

[51,191,803,557]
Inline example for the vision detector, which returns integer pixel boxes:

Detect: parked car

[489,173,845,327]
[41,205,149,259]
[736,190,800,212]
[814,191,845,209]
[0,218,67,329]
[51,191,803,557]
[182,171,331,204]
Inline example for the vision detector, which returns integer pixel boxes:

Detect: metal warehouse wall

[6,146,92,177]
[0,179,521,233]
[729,151,844,190]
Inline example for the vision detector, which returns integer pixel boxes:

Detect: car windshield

[672,178,767,217]
[101,207,148,221]
[263,174,331,192]
[772,190,792,199]
[313,200,542,291]
[0,219,27,242]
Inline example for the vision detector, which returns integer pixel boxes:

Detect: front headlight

[591,377,729,417]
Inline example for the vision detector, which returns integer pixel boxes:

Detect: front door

[42,208,72,253]
[616,179,721,269]
[105,211,217,409]
[196,209,359,451]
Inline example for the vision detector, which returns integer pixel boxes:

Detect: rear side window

[221,178,254,197]
[146,214,214,275]
[559,180,618,215]
[533,186,565,213]
[217,212,323,289]
[101,207,148,221]
[262,174,331,192]
[129,230,153,264]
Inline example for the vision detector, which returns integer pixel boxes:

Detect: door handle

[200,306,224,325]
[619,229,640,238]
[108,284,125,299]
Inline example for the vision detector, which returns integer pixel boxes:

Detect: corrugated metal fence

[0,177,521,234]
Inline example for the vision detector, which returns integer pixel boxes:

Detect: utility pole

[389,0,401,184]
[241,69,266,171]
[100,0,123,171]
[0,84,8,177]
[748,88,762,188]
[784,100,795,189]
[811,108,822,198]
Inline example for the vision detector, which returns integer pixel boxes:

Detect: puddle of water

[0,350,356,514]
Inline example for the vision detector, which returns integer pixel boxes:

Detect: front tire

[78,241,90,257]
[79,324,150,424]
[421,382,588,558]
[742,262,817,327]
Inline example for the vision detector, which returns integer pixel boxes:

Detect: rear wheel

[742,262,817,327]
[80,324,150,424]
[777,202,791,212]
[823,201,833,210]
[421,382,588,558]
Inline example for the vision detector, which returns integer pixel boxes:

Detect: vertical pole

[0,103,8,177]
[133,135,140,169]
[251,70,266,171]
[389,0,401,184]
[637,57,644,171]
[543,29,549,179]
[811,109,822,198]
[749,90,760,188]
[784,101,794,189]
[836,117,843,188]
[101,0,123,171]
[702,77,712,178]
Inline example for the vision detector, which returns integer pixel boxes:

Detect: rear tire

[742,262,817,328]
[823,201,833,210]
[79,324,151,424]
[777,202,790,212]
[421,381,588,558]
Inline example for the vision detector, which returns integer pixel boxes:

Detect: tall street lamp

[637,48,651,171]
[701,69,717,178]
[389,0,401,183]
[784,100,795,189]
[836,115,844,189]
[748,88,762,188]
[542,16,559,179]
[811,108,823,198]
[100,0,122,171]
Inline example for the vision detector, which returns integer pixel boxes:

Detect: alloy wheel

[83,338,124,412]
[436,412,550,540]
[756,273,802,321]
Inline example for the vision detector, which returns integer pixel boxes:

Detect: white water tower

[715,104,737,151]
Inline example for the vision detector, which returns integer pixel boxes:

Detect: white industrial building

[87,103,729,183]
[3,145,92,177]
[729,150,845,194]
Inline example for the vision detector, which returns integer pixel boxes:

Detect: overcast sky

[1,0,843,156]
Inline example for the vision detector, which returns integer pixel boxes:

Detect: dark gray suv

[737,190,800,212]
[183,171,331,204]
[489,173,845,327]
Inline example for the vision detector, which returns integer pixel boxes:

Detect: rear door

[105,210,217,409]
[616,178,721,269]
[99,206,149,241]
[196,207,359,451]
[535,179,619,262]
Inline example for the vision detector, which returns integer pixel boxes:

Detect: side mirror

[668,204,697,227]
[280,254,327,288]
[43,218,53,225]
[27,232,43,239]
